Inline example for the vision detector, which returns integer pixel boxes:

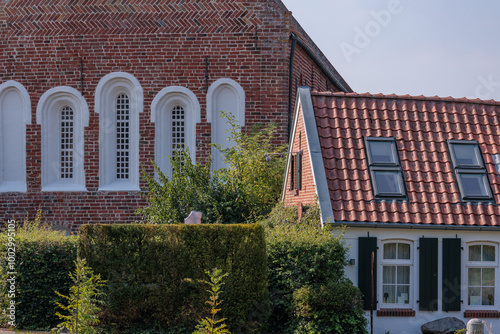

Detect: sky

[282,0,500,101]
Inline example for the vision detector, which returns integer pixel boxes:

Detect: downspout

[288,33,297,142]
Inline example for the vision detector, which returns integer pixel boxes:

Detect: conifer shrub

[0,214,77,330]
[78,223,269,333]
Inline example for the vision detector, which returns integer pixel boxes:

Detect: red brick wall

[0,0,345,229]
[283,104,318,208]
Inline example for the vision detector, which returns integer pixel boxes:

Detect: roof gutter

[291,32,351,93]
[329,221,500,232]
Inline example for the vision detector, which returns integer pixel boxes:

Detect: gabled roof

[297,87,500,228]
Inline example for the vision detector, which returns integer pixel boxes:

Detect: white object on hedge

[185,211,202,224]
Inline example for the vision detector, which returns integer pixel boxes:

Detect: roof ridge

[310,90,500,107]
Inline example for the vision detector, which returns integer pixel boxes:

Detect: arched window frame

[95,72,143,191]
[36,86,88,191]
[378,239,414,308]
[207,78,245,170]
[465,241,498,308]
[151,87,200,178]
[0,81,31,192]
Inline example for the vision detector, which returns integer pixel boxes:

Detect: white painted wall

[341,226,500,334]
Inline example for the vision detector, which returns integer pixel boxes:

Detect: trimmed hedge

[78,223,269,333]
[0,222,77,330]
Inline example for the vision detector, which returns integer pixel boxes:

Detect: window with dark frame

[365,137,406,199]
[448,140,493,201]
[289,150,303,192]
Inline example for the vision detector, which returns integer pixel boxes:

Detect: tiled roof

[312,91,500,227]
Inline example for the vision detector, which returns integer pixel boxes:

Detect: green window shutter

[358,237,377,310]
[296,150,302,190]
[419,237,438,311]
[442,238,461,311]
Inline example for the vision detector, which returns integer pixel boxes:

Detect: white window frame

[207,78,245,170]
[0,81,31,192]
[151,86,200,178]
[465,241,498,309]
[378,239,414,309]
[36,87,88,191]
[95,72,143,191]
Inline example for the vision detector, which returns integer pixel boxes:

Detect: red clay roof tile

[312,91,500,227]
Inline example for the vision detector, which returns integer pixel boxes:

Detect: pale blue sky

[283,0,500,101]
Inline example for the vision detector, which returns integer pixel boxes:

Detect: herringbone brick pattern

[3,0,263,36]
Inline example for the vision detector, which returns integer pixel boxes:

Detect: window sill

[377,308,415,317]
[99,181,140,192]
[464,310,500,318]
[42,183,87,192]
[0,181,27,193]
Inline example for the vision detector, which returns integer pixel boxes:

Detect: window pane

[383,285,395,304]
[383,243,397,259]
[482,268,495,286]
[469,245,481,261]
[469,287,481,305]
[483,245,495,262]
[374,171,401,194]
[396,285,409,304]
[397,266,410,284]
[369,141,395,164]
[453,144,480,166]
[468,268,481,286]
[397,243,410,259]
[461,174,488,197]
[483,287,495,305]
[383,266,396,284]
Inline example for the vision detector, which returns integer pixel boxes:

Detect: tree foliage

[138,113,287,224]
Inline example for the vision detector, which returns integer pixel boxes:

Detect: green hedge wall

[78,223,269,333]
[0,227,77,330]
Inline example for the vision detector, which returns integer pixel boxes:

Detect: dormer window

[365,137,406,199]
[448,140,493,201]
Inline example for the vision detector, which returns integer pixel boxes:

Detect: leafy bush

[293,282,367,334]
[0,214,77,330]
[138,113,286,225]
[263,203,367,334]
[52,258,105,334]
[193,268,230,334]
[78,223,269,333]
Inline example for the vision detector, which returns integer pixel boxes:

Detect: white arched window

[466,242,498,307]
[0,81,31,192]
[207,78,245,170]
[95,72,143,191]
[36,86,89,191]
[379,240,414,307]
[151,87,200,177]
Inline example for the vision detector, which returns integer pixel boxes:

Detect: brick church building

[0,0,350,230]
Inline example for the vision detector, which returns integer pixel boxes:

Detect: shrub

[263,203,367,334]
[192,268,230,334]
[52,258,105,334]
[0,214,77,330]
[137,113,286,225]
[78,223,269,333]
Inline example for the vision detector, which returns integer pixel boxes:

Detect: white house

[283,87,500,334]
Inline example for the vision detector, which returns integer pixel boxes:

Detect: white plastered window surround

[95,72,143,191]
[36,86,89,191]
[465,241,498,308]
[151,86,200,178]
[0,81,31,192]
[379,239,414,308]
[206,78,245,170]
